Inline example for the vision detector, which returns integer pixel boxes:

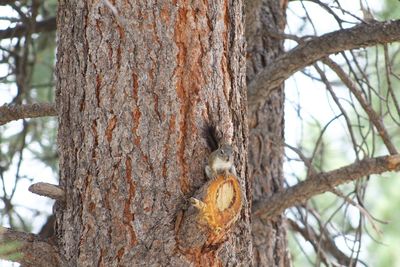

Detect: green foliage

[378,0,400,20]
[0,241,22,262]
[365,173,400,266]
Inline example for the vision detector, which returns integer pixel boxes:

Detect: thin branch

[331,188,384,237]
[288,218,354,267]
[314,63,360,159]
[253,154,400,219]
[248,20,400,107]
[383,45,400,123]
[322,57,398,155]
[0,17,56,40]
[285,143,316,175]
[0,103,57,126]
[0,226,62,266]
[29,182,65,202]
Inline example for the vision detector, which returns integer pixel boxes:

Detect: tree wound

[177,173,242,252]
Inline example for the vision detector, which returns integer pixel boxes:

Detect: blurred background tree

[0,0,57,236]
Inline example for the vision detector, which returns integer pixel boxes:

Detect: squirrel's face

[218,144,233,162]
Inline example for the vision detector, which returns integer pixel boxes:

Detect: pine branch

[0,103,57,126]
[252,155,400,219]
[248,20,400,107]
[0,226,62,266]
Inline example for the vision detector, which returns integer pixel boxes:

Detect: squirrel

[205,144,236,179]
[204,125,236,179]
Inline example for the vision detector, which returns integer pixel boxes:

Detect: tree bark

[56,0,251,266]
[245,0,291,265]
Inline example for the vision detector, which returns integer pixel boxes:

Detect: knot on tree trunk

[176,173,242,257]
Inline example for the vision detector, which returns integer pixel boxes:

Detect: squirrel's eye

[220,150,224,155]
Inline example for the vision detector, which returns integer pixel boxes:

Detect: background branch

[253,155,400,219]
[322,57,397,155]
[0,103,57,126]
[0,17,56,40]
[288,218,355,266]
[0,0,17,5]
[248,20,400,107]
[0,226,61,266]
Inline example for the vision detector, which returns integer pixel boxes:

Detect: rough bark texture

[56,0,250,266]
[245,0,291,266]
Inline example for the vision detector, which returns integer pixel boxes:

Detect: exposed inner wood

[178,172,243,257]
[216,181,235,211]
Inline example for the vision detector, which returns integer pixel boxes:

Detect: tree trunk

[245,0,291,266]
[55,0,251,266]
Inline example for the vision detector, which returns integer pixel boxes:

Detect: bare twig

[284,143,316,175]
[0,226,62,266]
[248,20,400,107]
[253,154,400,219]
[383,45,400,123]
[314,63,360,159]
[288,218,355,267]
[29,182,65,202]
[0,103,57,126]
[322,57,397,155]
[331,188,384,237]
